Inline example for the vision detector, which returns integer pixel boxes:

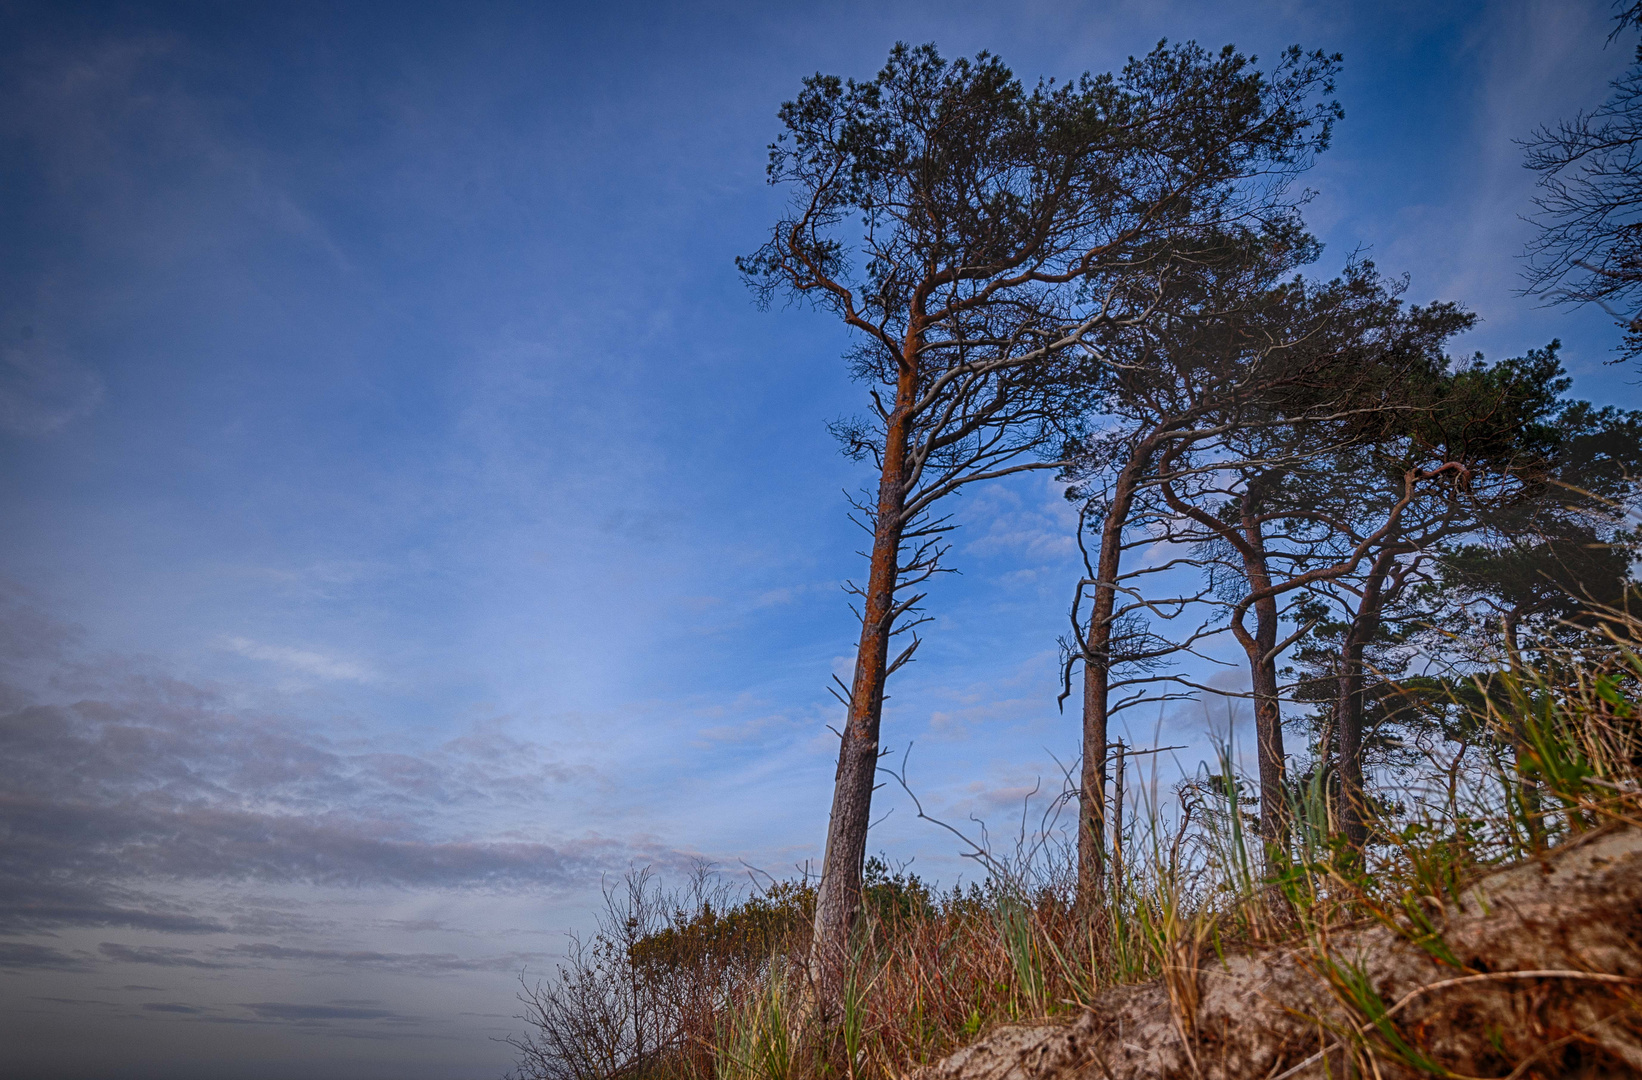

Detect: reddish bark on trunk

[808,338,920,997]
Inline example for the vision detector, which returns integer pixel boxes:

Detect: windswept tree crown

[739,40,1344,386]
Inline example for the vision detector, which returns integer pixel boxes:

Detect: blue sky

[2,1,1640,1077]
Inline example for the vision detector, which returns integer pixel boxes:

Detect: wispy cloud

[696,709,811,745]
[0,695,612,932]
[94,942,549,975]
[223,943,550,973]
[98,943,233,969]
[0,942,91,971]
[0,587,654,947]
[222,637,376,683]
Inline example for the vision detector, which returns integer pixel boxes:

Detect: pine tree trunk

[1077,654,1108,915]
[808,346,918,1003]
[1076,437,1162,919]
[1335,632,1368,851]
[1248,631,1287,873]
[1336,550,1395,853]
[1077,433,1169,919]
[1237,487,1288,872]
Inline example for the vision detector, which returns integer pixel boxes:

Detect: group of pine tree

[737,21,1642,1007]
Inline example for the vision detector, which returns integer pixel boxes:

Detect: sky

[1,1,1640,1077]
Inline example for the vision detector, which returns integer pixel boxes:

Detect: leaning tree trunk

[1334,629,1369,851]
[1077,652,1109,918]
[1236,493,1289,873]
[808,347,919,1004]
[1158,463,1290,870]
[1246,625,1287,872]
[1076,439,1160,919]
[1335,549,1396,854]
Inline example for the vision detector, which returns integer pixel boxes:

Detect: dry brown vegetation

[508,614,1642,1080]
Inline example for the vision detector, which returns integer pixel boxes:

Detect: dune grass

[508,615,1642,1080]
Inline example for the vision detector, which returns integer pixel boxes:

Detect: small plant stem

[1112,743,1127,904]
